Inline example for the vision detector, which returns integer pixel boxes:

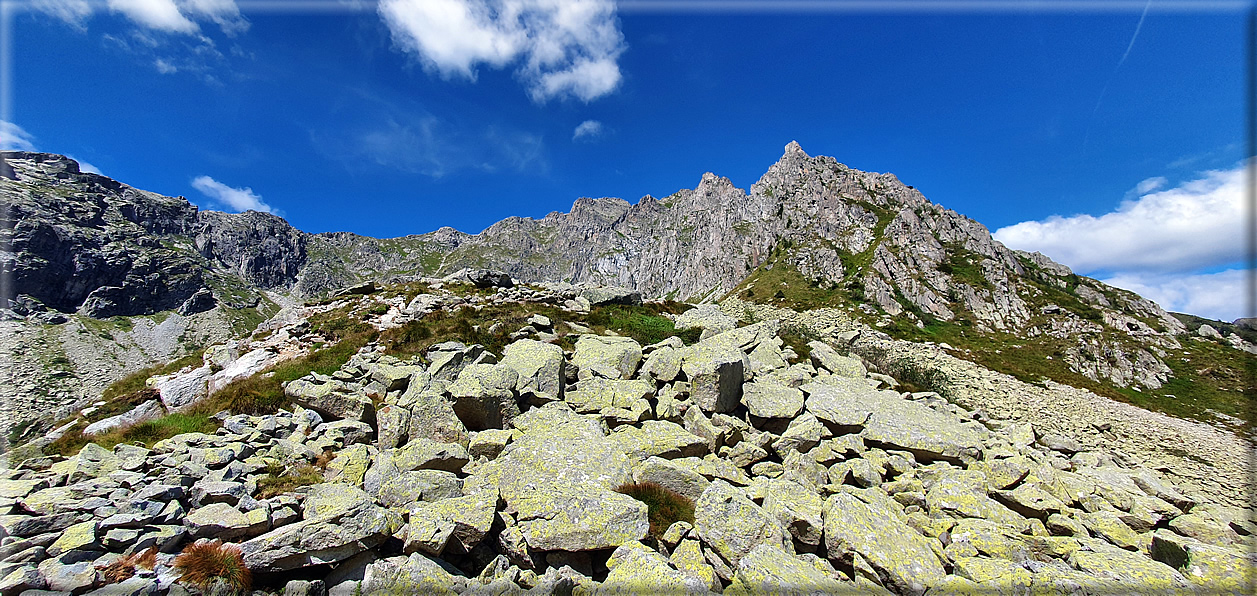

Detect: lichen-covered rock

[725,544,848,595]
[807,340,866,378]
[1068,544,1190,591]
[241,500,394,572]
[742,381,804,419]
[607,420,708,463]
[514,483,648,551]
[681,343,747,413]
[564,378,654,414]
[597,541,706,594]
[285,378,374,422]
[393,439,470,474]
[500,339,566,401]
[404,389,470,448]
[823,491,945,596]
[694,479,790,568]
[761,478,824,549]
[572,335,643,380]
[361,553,460,595]
[1150,528,1255,594]
[632,456,711,503]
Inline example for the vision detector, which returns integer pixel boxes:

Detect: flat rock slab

[823,491,945,596]
[241,501,394,572]
[513,483,648,551]
[805,376,986,461]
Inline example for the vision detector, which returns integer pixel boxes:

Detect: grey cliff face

[0,152,204,317]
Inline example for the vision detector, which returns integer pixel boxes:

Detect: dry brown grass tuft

[174,539,251,594]
[97,547,158,583]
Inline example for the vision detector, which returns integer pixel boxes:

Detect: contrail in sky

[1082,0,1154,156]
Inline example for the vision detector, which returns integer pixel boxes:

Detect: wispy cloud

[994,163,1248,320]
[572,119,603,141]
[377,0,626,102]
[191,175,278,214]
[1,121,37,151]
[32,0,248,35]
[994,163,1245,274]
[1099,269,1249,322]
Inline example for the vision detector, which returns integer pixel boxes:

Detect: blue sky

[4,0,1250,320]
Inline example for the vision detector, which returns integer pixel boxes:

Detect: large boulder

[447,364,521,430]
[403,389,470,448]
[804,376,986,462]
[240,500,394,572]
[807,340,866,378]
[152,365,212,410]
[694,479,790,568]
[681,343,747,413]
[607,421,709,463]
[361,553,460,595]
[571,335,643,380]
[565,378,654,414]
[512,483,648,551]
[579,286,641,306]
[500,339,566,402]
[725,544,848,595]
[823,490,946,596]
[674,304,737,337]
[285,379,375,422]
[82,400,165,436]
[741,382,804,419]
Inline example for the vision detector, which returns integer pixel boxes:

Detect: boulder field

[0,303,1252,595]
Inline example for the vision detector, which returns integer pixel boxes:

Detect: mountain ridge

[1,145,1250,435]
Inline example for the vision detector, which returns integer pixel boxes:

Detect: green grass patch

[585,304,700,346]
[47,410,219,455]
[615,482,695,540]
[102,351,205,402]
[203,329,376,415]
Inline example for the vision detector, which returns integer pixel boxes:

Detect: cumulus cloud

[993,163,1245,275]
[1,121,37,151]
[1099,269,1250,322]
[191,175,277,214]
[572,119,602,141]
[378,0,626,102]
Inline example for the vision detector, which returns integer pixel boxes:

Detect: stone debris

[0,288,1248,596]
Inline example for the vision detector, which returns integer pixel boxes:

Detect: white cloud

[108,0,200,33]
[1100,269,1250,322]
[191,175,277,214]
[572,119,602,141]
[994,163,1246,274]
[154,58,179,73]
[378,0,626,102]
[178,0,249,35]
[30,0,246,35]
[67,155,103,174]
[1,121,37,151]
[1133,176,1166,194]
[30,0,93,27]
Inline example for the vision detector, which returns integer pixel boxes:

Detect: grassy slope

[31,283,701,458]
[729,243,1254,435]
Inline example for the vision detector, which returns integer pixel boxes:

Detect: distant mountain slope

[3,145,1251,432]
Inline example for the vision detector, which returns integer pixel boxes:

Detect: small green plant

[615,482,695,540]
[174,540,251,595]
